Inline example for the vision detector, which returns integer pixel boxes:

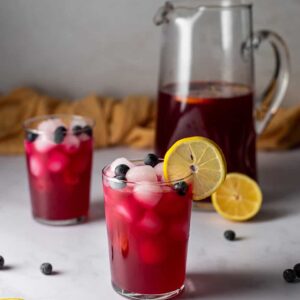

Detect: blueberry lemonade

[24,115,94,225]
[102,137,226,299]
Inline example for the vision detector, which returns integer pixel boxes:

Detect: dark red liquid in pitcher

[155,82,257,179]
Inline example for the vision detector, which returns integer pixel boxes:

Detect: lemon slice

[163,136,226,200]
[212,173,263,221]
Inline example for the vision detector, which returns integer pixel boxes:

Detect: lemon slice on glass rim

[163,136,226,200]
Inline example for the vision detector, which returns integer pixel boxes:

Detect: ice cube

[38,118,65,139]
[154,162,164,180]
[114,196,143,224]
[116,205,132,222]
[63,134,80,153]
[70,118,87,129]
[110,157,135,174]
[70,118,93,141]
[48,152,69,173]
[138,212,163,235]
[109,177,126,190]
[126,166,157,182]
[34,135,55,153]
[133,182,162,208]
[115,202,138,223]
[29,156,44,177]
[139,238,167,264]
[105,167,115,178]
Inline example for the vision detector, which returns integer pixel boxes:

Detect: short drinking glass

[24,114,94,225]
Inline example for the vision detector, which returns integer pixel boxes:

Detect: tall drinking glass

[102,161,193,299]
[154,0,290,179]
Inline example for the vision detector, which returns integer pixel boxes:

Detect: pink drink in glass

[102,160,193,299]
[24,115,93,225]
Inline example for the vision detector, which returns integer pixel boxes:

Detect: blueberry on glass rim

[40,262,53,275]
[174,181,188,196]
[26,131,39,142]
[83,125,93,137]
[54,126,67,144]
[144,153,159,167]
[72,125,83,136]
[0,255,4,269]
[115,164,130,177]
[283,269,296,283]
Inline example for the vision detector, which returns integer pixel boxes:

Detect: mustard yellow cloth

[0,88,156,154]
[0,87,299,154]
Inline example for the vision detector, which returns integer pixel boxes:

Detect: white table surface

[0,147,300,300]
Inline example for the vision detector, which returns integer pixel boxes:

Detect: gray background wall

[0,0,298,106]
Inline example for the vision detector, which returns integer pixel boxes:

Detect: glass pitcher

[154,0,290,179]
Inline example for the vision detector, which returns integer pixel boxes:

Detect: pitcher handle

[249,30,290,135]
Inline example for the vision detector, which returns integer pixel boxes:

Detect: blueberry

[224,230,236,241]
[83,125,93,137]
[0,256,4,269]
[115,164,130,177]
[174,181,189,196]
[109,175,126,190]
[144,153,159,167]
[40,262,53,275]
[54,126,67,144]
[26,131,39,142]
[293,263,300,278]
[72,125,83,136]
[283,269,296,283]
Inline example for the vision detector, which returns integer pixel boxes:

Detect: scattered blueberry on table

[283,269,296,283]
[0,255,4,269]
[40,263,53,275]
[224,230,236,241]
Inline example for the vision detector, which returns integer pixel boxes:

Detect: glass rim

[23,114,95,133]
[102,159,193,186]
[170,0,252,9]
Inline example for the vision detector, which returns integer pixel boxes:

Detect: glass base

[112,282,184,300]
[34,216,86,226]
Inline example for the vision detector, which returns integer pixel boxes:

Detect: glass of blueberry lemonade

[102,154,193,299]
[24,114,94,225]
